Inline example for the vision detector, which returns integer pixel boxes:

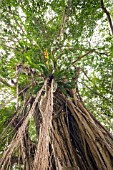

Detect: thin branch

[82,68,113,95]
[1,44,16,50]
[72,50,94,65]
[0,85,30,110]
[100,0,113,35]
[59,9,67,40]
[10,11,25,35]
[15,66,19,111]
[0,77,11,87]
[79,81,112,103]
[0,37,18,43]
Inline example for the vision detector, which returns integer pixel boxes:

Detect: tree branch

[100,0,113,35]
[72,50,94,65]
[0,76,11,87]
[79,81,112,103]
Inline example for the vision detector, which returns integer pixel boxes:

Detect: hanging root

[33,79,54,170]
[0,81,46,170]
[51,89,113,170]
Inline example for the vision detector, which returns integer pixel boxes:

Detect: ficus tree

[0,0,113,170]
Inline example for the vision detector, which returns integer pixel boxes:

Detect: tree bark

[33,88,113,170]
[0,86,113,170]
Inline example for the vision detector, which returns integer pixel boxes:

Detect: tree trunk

[33,87,113,170]
[0,84,113,170]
